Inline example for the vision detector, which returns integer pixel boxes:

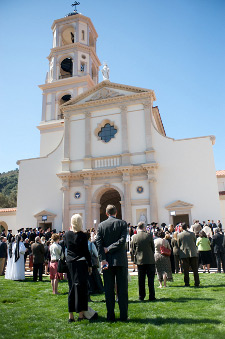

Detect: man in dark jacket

[131,222,156,301]
[0,236,7,275]
[177,223,200,287]
[96,204,128,322]
[31,236,45,281]
[212,228,225,273]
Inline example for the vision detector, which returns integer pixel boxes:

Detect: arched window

[58,94,71,119]
[59,58,73,79]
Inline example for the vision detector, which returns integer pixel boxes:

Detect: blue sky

[0,0,224,173]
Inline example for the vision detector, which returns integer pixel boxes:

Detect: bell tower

[38,5,101,156]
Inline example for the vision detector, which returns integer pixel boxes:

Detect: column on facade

[41,94,47,121]
[120,105,130,165]
[84,176,92,230]
[122,171,132,224]
[55,25,60,47]
[76,21,80,42]
[143,100,155,162]
[62,115,70,172]
[51,93,56,120]
[84,111,92,169]
[53,56,57,81]
[91,202,101,229]
[73,51,78,77]
[143,166,159,223]
[61,179,70,231]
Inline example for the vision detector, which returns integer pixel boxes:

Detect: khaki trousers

[0,258,6,275]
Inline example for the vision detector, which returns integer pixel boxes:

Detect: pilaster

[61,180,70,231]
[84,175,92,229]
[51,93,56,120]
[120,105,131,165]
[142,165,159,222]
[62,115,70,172]
[41,94,47,121]
[84,111,92,169]
[143,101,155,162]
[121,167,132,224]
[92,202,101,228]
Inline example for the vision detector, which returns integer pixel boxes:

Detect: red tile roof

[0,207,17,212]
[216,170,225,176]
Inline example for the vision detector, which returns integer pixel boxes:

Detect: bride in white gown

[5,237,14,280]
[5,236,26,280]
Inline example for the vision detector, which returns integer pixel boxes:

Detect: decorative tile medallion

[74,192,81,199]
[137,186,144,194]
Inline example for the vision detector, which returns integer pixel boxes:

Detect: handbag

[57,249,67,273]
[160,240,171,256]
[90,242,99,268]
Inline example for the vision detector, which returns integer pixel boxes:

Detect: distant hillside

[0,169,19,208]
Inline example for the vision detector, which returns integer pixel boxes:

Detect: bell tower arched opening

[100,189,122,222]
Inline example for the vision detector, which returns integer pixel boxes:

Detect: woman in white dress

[5,237,15,280]
[12,235,26,280]
[10,235,26,280]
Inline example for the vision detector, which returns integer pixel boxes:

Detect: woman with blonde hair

[64,214,92,322]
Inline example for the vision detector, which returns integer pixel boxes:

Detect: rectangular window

[82,30,85,40]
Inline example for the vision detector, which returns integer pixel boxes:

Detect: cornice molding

[37,121,64,131]
[39,74,95,91]
[47,43,101,67]
[165,200,194,210]
[51,14,98,39]
[57,163,158,181]
[61,80,155,110]
[62,92,154,114]
[131,199,149,206]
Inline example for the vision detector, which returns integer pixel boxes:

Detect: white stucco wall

[217,177,225,191]
[16,139,64,231]
[219,199,225,226]
[40,128,64,156]
[0,213,17,234]
[152,125,221,225]
[91,108,122,157]
[127,105,146,154]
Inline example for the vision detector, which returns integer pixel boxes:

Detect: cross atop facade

[71,1,80,13]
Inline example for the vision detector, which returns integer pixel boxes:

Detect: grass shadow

[175,284,225,288]
[128,297,215,304]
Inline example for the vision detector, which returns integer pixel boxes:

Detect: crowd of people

[0,213,224,323]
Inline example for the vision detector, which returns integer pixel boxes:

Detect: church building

[1,8,222,233]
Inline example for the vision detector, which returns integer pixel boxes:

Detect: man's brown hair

[51,233,59,242]
[106,204,117,216]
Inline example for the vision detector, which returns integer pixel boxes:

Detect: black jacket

[96,216,128,267]
[0,241,7,258]
[64,231,91,266]
[212,233,224,253]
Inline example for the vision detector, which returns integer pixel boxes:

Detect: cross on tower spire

[71,1,80,13]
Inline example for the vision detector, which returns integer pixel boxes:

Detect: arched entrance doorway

[100,189,122,222]
[0,221,8,234]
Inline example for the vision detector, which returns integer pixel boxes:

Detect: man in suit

[96,204,128,322]
[0,236,7,275]
[31,236,45,281]
[212,228,225,273]
[177,223,200,287]
[190,220,202,235]
[130,222,156,301]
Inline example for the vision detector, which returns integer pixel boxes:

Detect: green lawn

[0,273,225,339]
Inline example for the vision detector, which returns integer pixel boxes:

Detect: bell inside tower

[62,27,75,45]
[60,58,73,79]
